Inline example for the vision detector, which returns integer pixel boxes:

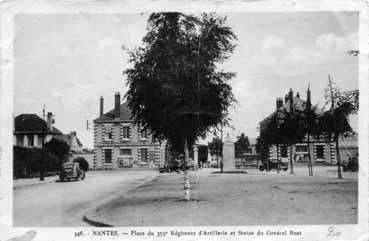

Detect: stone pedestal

[193,145,199,166]
[223,134,236,171]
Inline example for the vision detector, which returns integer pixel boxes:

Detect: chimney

[276,97,283,110]
[306,87,311,110]
[289,88,294,112]
[296,92,300,98]
[114,92,121,119]
[100,96,104,117]
[47,112,53,131]
[70,131,77,136]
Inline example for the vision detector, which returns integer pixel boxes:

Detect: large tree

[320,77,358,179]
[125,12,237,200]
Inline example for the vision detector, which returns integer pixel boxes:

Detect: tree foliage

[198,145,208,164]
[208,136,223,156]
[73,157,89,172]
[125,12,237,152]
[321,79,358,179]
[45,138,71,161]
[234,133,250,158]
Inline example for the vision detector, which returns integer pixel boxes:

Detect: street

[13,169,158,227]
[85,166,358,226]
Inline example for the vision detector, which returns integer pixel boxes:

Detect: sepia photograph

[11,11,361,228]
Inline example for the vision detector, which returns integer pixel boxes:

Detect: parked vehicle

[258,159,288,171]
[159,159,181,173]
[343,157,358,172]
[59,162,85,181]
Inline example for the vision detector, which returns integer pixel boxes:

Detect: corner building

[93,92,165,170]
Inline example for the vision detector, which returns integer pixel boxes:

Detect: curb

[13,178,57,190]
[83,214,114,227]
[82,174,159,227]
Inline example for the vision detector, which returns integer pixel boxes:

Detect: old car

[343,157,358,172]
[258,159,288,171]
[59,162,85,181]
[159,159,181,173]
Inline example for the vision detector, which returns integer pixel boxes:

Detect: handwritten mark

[6,231,36,241]
[327,227,341,238]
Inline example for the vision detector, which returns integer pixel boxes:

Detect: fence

[235,152,260,169]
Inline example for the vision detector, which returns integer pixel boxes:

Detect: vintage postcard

[0,0,368,241]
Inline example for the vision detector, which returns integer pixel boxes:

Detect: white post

[184,138,191,201]
[193,145,199,168]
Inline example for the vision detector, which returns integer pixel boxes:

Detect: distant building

[259,88,345,164]
[93,92,165,169]
[54,131,83,153]
[248,137,258,155]
[14,112,63,148]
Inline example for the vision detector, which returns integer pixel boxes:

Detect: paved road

[13,170,158,227]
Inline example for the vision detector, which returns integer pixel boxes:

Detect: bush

[13,146,62,178]
[73,156,89,172]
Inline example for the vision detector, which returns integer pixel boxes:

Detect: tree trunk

[184,137,191,200]
[289,145,294,174]
[276,145,279,174]
[335,137,342,179]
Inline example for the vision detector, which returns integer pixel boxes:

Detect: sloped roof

[14,114,63,134]
[260,95,323,129]
[54,133,83,147]
[281,97,323,115]
[94,102,133,122]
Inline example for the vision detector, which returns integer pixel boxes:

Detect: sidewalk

[13,175,59,189]
[85,168,358,226]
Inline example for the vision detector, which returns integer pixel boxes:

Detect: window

[141,148,148,162]
[140,128,148,139]
[27,134,34,147]
[296,144,308,153]
[120,148,132,156]
[16,135,23,146]
[104,124,113,140]
[280,146,288,158]
[123,126,130,139]
[104,149,112,163]
[37,135,43,147]
[316,145,325,159]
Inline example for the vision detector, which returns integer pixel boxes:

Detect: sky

[14,12,358,148]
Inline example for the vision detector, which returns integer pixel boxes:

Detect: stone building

[259,88,339,164]
[93,92,166,169]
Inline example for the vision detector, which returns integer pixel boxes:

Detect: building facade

[260,88,339,164]
[14,112,63,148]
[93,92,165,169]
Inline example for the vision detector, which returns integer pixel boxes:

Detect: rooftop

[14,114,63,134]
[94,102,132,122]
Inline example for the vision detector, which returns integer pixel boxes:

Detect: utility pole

[40,122,45,181]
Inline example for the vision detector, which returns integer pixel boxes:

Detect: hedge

[13,146,63,178]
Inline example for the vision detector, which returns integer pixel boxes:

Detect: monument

[222,133,236,171]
